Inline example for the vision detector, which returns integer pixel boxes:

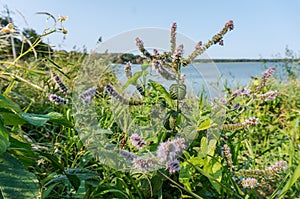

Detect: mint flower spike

[79,86,97,103]
[222,117,258,131]
[172,44,184,62]
[255,66,276,93]
[130,133,146,150]
[187,20,234,63]
[157,137,186,163]
[152,59,177,80]
[170,22,177,53]
[135,37,152,58]
[124,62,133,79]
[260,90,279,101]
[105,84,143,105]
[223,144,234,169]
[241,177,258,189]
[49,94,69,105]
[105,83,129,104]
[166,160,180,174]
[132,157,157,171]
[51,71,69,94]
[265,160,288,174]
[242,117,259,126]
[119,150,135,161]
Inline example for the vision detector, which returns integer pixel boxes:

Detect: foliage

[0,12,299,199]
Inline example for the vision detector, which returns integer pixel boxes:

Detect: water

[116,61,299,97]
[183,62,275,88]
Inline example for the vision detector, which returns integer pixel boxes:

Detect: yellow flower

[58,15,68,23]
[0,23,16,34]
[62,28,68,34]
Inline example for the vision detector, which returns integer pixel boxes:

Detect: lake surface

[116,61,299,97]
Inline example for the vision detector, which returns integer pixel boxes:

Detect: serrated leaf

[179,164,192,191]
[149,80,173,107]
[207,139,217,157]
[0,111,26,126]
[203,158,222,194]
[20,112,50,126]
[199,137,208,157]
[0,153,39,199]
[0,94,21,112]
[141,62,151,71]
[197,119,212,131]
[123,71,148,89]
[47,112,73,127]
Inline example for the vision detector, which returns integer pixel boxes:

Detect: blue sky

[1,0,300,58]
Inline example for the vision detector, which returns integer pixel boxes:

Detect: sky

[1,0,300,59]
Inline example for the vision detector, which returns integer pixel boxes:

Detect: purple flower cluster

[135,37,152,58]
[241,177,258,189]
[105,84,129,104]
[132,157,156,170]
[226,20,234,31]
[195,41,202,50]
[233,87,251,97]
[242,117,259,126]
[170,23,177,53]
[152,59,176,80]
[119,150,135,161]
[172,44,184,62]
[79,86,97,103]
[223,144,233,169]
[166,160,180,174]
[49,94,68,105]
[157,137,186,162]
[266,160,288,174]
[130,133,146,150]
[156,137,186,173]
[171,22,177,32]
[257,66,276,91]
[260,90,278,101]
[262,66,276,80]
[51,71,69,94]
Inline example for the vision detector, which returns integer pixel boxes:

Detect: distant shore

[81,52,300,64]
[193,58,300,63]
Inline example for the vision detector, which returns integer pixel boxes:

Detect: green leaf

[47,112,73,127]
[141,62,151,71]
[123,71,147,89]
[197,119,212,131]
[203,158,222,194]
[20,112,50,126]
[179,164,192,191]
[0,153,39,199]
[39,152,65,172]
[278,164,300,199]
[0,94,21,112]
[66,173,81,192]
[148,80,173,107]
[199,137,208,157]
[8,135,37,169]
[65,168,99,180]
[207,139,217,157]
[0,111,26,126]
[0,117,9,154]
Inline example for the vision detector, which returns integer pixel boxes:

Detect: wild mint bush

[0,14,298,198]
